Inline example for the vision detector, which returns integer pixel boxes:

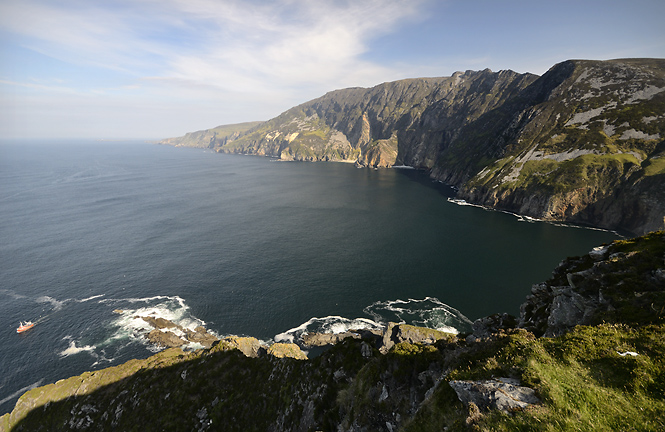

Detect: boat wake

[0,380,44,407]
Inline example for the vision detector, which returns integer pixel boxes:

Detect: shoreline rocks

[136,316,219,349]
[449,378,541,414]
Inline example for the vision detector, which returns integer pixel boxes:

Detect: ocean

[0,140,618,414]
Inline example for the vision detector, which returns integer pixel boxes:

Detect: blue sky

[1,0,664,140]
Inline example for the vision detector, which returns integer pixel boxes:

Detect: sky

[1,0,664,140]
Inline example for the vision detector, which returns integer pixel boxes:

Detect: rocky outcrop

[266,343,308,360]
[379,323,456,354]
[301,331,361,347]
[184,326,220,348]
[220,336,266,358]
[466,313,518,342]
[519,230,665,336]
[449,378,541,414]
[145,329,187,348]
[301,328,382,348]
[137,316,219,349]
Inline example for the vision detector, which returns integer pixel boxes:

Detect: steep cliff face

[457,59,665,235]
[158,122,263,148]
[216,70,538,167]
[518,230,665,337]
[161,59,665,234]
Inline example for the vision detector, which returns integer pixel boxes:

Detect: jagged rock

[300,328,382,348]
[266,343,308,360]
[140,316,182,330]
[589,245,610,260]
[184,326,219,349]
[449,378,541,414]
[467,313,517,342]
[301,331,360,347]
[145,330,186,348]
[520,232,665,336]
[137,317,219,349]
[360,341,373,358]
[221,336,265,358]
[654,268,665,283]
[546,287,598,337]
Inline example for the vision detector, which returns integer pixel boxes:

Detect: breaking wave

[364,297,473,334]
[275,316,383,344]
[275,297,473,344]
[59,339,95,357]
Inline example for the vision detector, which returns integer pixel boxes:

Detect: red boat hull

[17,323,35,333]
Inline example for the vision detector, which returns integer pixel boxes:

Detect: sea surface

[0,140,618,414]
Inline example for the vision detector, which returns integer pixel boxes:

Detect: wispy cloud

[1,0,424,92]
[0,0,430,137]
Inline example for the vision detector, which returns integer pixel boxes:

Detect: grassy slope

[405,324,665,431]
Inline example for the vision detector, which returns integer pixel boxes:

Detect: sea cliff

[3,232,664,431]
[161,58,665,235]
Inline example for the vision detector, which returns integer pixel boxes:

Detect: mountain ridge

[160,58,665,235]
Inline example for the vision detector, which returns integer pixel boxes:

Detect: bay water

[0,140,617,413]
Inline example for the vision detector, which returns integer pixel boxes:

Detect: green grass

[643,156,665,176]
[403,323,665,431]
[488,324,665,432]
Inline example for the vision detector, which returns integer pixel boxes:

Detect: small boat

[17,321,35,333]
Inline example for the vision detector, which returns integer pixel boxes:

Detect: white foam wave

[364,297,473,334]
[0,289,27,300]
[78,294,106,302]
[35,295,69,311]
[275,316,383,344]
[60,340,96,357]
[447,198,620,235]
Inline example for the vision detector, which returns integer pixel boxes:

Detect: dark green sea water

[0,140,618,413]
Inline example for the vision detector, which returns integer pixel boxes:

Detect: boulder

[139,316,182,331]
[589,245,609,260]
[449,378,540,414]
[266,343,308,360]
[222,336,265,358]
[145,330,187,348]
[546,287,597,336]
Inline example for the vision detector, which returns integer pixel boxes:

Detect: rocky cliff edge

[3,232,664,431]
